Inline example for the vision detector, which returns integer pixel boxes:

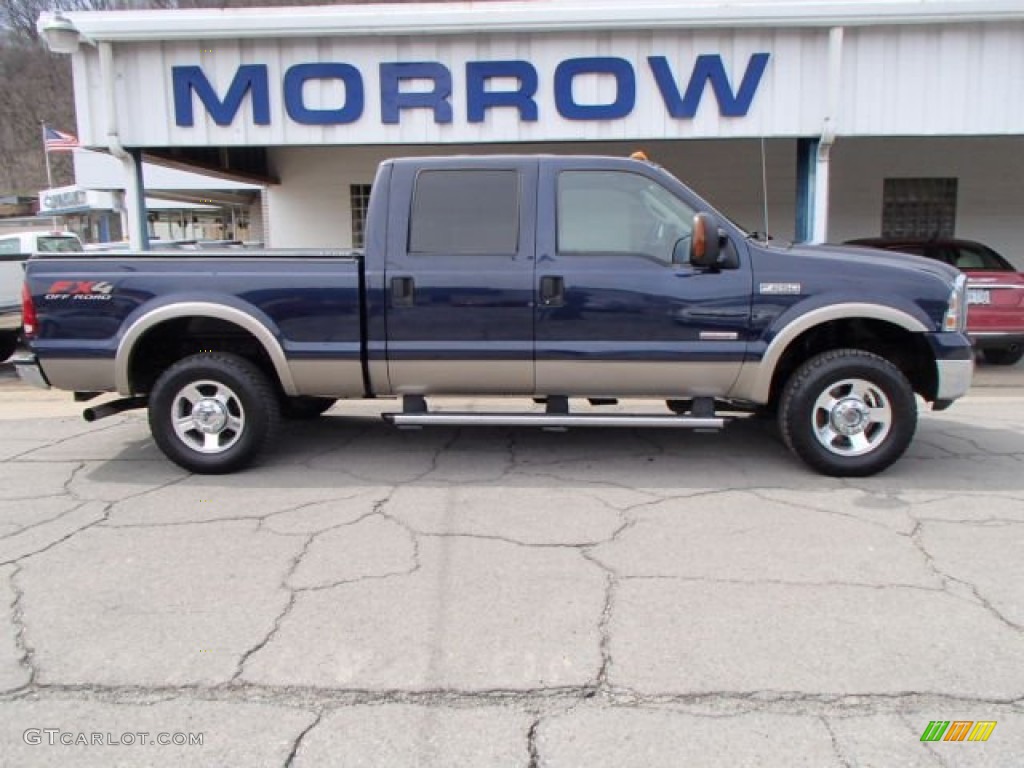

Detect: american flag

[44,126,79,152]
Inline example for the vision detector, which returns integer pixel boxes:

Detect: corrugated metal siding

[76,29,826,147]
[73,22,1024,148]
[841,22,1024,136]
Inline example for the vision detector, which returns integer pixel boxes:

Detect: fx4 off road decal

[44,281,115,302]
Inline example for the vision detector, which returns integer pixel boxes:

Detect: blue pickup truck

[15,155,973,476]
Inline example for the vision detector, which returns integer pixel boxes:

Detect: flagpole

[40,121,58,229]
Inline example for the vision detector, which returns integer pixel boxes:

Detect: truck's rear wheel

[148,352,280,474]
[778,349,917,477]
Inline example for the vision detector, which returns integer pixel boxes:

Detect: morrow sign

[173,53,771,127]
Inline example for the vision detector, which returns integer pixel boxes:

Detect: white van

[0,231,84,360]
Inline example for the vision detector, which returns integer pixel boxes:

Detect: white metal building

[38,0,1024,266]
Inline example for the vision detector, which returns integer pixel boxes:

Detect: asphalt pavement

[0,358,1022,767]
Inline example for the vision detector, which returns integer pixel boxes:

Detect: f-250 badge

[45,281,115,301]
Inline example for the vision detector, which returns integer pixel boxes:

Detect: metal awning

[40,0,1024,44]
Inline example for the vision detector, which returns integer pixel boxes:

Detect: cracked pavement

[1,363,1023,766]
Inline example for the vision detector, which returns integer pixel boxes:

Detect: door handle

[391,276,415,306]
[539,276,564,306]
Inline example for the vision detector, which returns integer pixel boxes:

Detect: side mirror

[690,212,722,268]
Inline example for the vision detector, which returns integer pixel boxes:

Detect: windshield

[37,236,82,253]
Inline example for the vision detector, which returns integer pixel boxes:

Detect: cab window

[557,171,695,264]
[409,170,519,255]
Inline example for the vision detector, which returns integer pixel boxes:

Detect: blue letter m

[173,65,270,127]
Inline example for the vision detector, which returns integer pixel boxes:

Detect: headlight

[944,274,968,332]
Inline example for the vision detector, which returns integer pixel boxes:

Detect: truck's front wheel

[778,349,917,477]
[148,352,280,474]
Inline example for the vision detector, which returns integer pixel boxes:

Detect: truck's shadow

[94,411,1024,494]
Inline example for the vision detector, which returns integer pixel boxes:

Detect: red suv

[847,238,1024,365]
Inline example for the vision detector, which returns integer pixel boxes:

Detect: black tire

[0,332,16,363]
[148,352,280,474]
[778,349,917,477]
[281,396,336,419]
[982,347,1023,366]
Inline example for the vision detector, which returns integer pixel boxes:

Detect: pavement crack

[0,501,89,540]
[283,708,323,768]
[909,520,1024,633]
[621,574,948,593]
[61,462,88,501]
[819,716,853,768]
[934,429,1009,457]
[232,532,317,684]
[748,489,912,534]
[2,502,114,567]
[8,563,38,690]
[4,418,134,462]
[102,516,264,530]
[413,430,462,482]
[417,530,607,550]
[896,713,948,766]
[298,510,421,592]
[579,516,635,696]
[513,467,664,499]
[256,491,391,534]
[4,684,1022,716]
[293,423,374,468]
[526,716,542,768]
[593,573,616,693]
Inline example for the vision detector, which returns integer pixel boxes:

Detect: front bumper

[935,358,973,401]
[13,355,51,390]
[923,331,974,403]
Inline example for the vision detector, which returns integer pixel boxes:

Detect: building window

[408,170,519,255]
[350,184,372,249]
[882,178,957,238]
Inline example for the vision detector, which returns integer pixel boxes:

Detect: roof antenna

[760,137,770,243]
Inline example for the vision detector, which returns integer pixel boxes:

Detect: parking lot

[0,359,1022,766]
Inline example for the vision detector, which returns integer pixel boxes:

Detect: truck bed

[26,250,366,396]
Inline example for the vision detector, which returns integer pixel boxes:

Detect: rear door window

[409,170,519,255]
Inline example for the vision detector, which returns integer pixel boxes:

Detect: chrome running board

[383,412,725,430]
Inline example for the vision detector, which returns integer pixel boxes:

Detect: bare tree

[0,0,127,42]
[0,38,75,193]
[0,0,501,195]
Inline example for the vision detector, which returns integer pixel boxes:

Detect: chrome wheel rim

[171,380,245,454]
[812,378,892,457]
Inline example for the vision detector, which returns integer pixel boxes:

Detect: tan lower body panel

[289,359,365,397]
[387,360,533,396]
[536,360,741,398]
[41,358,116,392]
